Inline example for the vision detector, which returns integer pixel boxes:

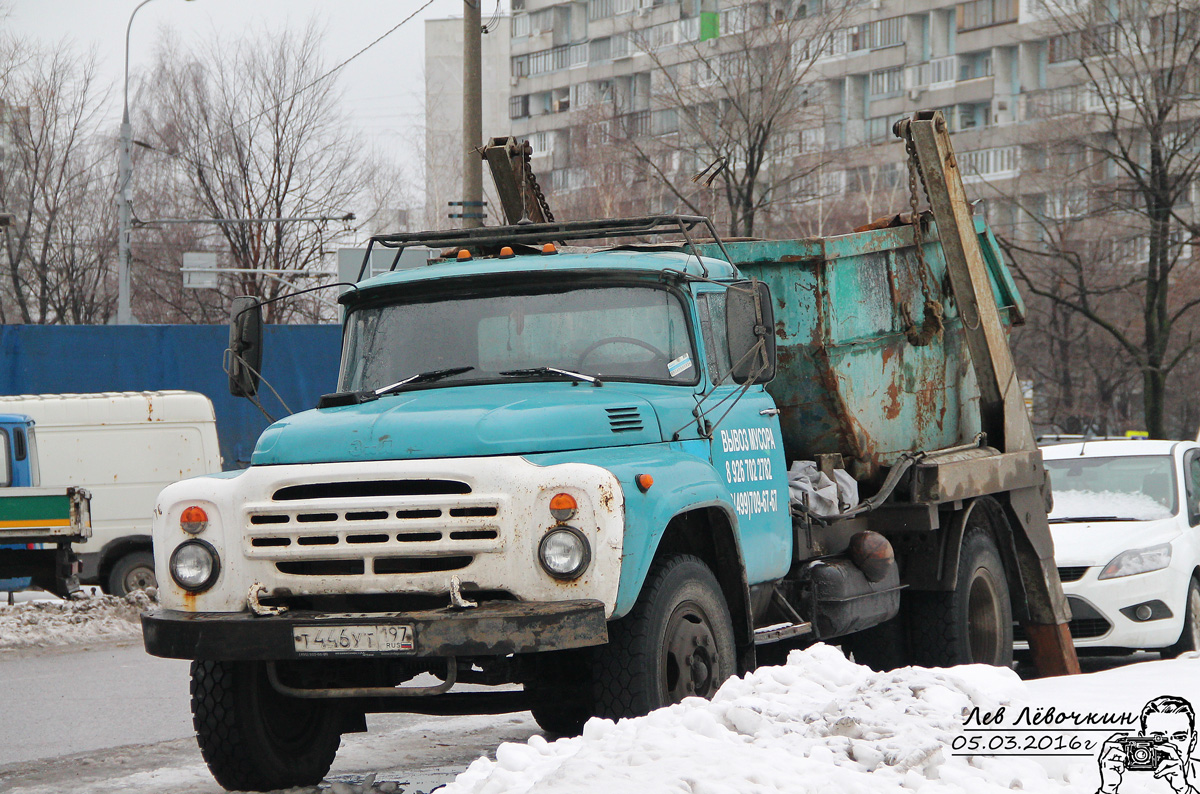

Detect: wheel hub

[967,568,1002,664]
[125,567,157,593]
[664,602,718,702]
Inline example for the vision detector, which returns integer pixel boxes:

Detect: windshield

[339,282,697,392]
[1045,454,1177,521]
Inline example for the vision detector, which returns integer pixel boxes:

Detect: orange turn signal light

[635,474,654,492]
[541,243,558,255]
[456,249,472,261]
[549,492,578,521]
[180,505,209,534]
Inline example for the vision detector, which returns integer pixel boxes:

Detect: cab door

[695,285,791,584]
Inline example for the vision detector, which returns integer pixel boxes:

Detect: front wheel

[593,554,736,720]
[191,660,343,791]
[1164,578,1200,658]
[907,527,1013,667]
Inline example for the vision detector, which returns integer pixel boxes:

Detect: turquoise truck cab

[143,209,1060,793]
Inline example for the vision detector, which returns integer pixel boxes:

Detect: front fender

[528,442,779,618]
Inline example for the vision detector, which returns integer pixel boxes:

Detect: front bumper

[142,599,608,661]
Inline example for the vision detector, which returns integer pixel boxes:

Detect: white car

[1031,439,1200,656]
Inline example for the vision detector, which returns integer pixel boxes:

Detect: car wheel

[107,551,157,597]
[1163,578,1200,658]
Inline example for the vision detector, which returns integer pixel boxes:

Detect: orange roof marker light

[542,243,558,255]
[456,249,472,261]
[499,246,515,259]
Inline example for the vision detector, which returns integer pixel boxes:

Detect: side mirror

[228,296,263,398]
[725,280,776,384]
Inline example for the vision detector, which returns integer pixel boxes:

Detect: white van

[0,391,222,594]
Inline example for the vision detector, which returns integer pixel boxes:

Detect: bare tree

[0,36,115,324]
[591,0,844,237]
[995,0,1200,437]
[135,25,390,322]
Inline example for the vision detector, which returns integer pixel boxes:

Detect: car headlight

[1098,543,1172,580]
[538,526,590,580]
[169,539,221,592]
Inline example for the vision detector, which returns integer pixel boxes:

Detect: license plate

[292,624,415,655]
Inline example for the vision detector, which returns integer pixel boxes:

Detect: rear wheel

[1164,578,1200,658]
[908,527,1013,667]
[191,660,343,791]
[107,551,156,596]
[593,554,736,719]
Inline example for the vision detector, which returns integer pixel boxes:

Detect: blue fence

[0,325,343,469]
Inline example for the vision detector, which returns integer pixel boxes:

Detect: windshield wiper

[499,367,603,387]
[317,367,475,409]
[376,366,475,397]
[1048,515,1130,523]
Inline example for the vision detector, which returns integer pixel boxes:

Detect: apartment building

[496,0,1192,239]
[424,16,513,228]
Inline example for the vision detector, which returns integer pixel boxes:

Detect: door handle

[759,408,780,416]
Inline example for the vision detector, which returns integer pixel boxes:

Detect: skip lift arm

[896,110,1080,676]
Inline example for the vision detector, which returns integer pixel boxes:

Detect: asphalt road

[0,640,193,766]
[0,638,538,794]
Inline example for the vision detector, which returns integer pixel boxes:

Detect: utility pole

[462,0,484,228]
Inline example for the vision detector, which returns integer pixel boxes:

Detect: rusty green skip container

[701,216,1024,486]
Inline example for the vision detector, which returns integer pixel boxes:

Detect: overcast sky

[7,0,485,156]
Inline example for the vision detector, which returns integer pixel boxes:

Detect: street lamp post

[117,0,192,324]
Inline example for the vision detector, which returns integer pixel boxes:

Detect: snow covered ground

[5,592,1197,794]
[442,646,1200,794]
[0,589,149,650]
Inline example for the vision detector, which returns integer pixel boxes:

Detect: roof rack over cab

[358,214,733,281]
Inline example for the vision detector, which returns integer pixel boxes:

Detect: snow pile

[444,644,1084,794]
[0,589,152,650]
[1050,489,1173,521]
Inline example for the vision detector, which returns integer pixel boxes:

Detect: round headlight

[169,539,220,592]
[538,526,591,580]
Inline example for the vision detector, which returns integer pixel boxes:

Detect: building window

[957,0,1017,31]
[589,0,614,20]
[509,95,530,119]
[590,37,612,62]
[868,66,903,98]
[530,9,554,32]
[870,17,904,48]
[512,14,530,37]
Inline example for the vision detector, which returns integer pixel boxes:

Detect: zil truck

[142,111,1079,791]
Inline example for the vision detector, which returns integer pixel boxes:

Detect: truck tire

[190,660,343,791]
[593,554,735,720]
[530,698,592,737]
[908,527,1013,667]
[107,551,157,596]
[1164,577,1200,658]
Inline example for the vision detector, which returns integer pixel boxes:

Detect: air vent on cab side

[606,406,644,433]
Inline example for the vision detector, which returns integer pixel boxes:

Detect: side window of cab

[696,291,732,385]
